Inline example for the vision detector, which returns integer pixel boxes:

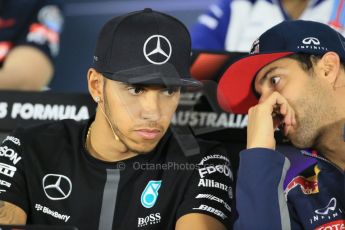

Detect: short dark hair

[287,53,345,72]
[287,53,322,72]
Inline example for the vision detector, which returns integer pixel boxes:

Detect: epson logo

[137,213,161,228]
[198,165,233,180]
[0,146,21,165]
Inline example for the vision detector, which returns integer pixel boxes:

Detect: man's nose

[258,87,273,104]
[141,93,161,121]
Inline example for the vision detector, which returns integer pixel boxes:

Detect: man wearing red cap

[218,20,345,229]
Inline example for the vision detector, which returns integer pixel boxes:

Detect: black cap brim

[101,64,202,89]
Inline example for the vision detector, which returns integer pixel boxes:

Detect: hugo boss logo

[143,35,172,65]
[141,180,162,208]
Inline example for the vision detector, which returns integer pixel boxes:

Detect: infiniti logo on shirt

[315,197,337,215]
[42,174,72,200]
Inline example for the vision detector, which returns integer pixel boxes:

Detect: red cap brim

[217,52,293,114]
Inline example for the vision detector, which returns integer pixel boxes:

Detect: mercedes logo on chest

[143,35,172,65]
[42,174,72,200]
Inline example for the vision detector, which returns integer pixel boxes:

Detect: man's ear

[319,52,341,85]
[87,68,104,102]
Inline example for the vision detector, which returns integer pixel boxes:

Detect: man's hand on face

[246,92,296,150]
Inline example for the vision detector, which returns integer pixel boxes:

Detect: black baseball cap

[93,8,202,88]
[217,20,345,114]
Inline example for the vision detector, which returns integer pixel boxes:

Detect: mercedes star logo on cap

[143,35,172,65]
[43,174,72,200]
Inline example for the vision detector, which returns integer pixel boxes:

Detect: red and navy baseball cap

[217,20,345,114]
[93,8,202,88]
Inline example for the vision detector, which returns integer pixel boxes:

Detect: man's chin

[290,137,313,149]
[129,143,159,155]
[119,132,162,154]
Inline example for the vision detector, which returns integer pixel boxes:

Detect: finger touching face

[252,56,338,148]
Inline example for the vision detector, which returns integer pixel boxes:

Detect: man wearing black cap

[0,9,233,230]
[218,20,345,229]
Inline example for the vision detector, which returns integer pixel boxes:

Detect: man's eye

[128,87,144,95]
[270,76,281,85]
[162,87,179,96]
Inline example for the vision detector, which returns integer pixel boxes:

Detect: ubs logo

[42,174,72,200]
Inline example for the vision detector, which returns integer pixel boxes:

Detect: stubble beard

[290,80,336,149]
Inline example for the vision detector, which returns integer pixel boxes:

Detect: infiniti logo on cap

[297,37,328,51]
[302,37,320,45]
[143,35,172,65]
[42,174,72,200]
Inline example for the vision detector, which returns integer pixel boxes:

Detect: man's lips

[135,129,161,140]
[278,119,296,137]
[272,108,296,137]
[283,123,289,136]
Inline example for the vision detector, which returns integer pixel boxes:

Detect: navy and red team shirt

[0,0,64,65]
[0,119,234,230]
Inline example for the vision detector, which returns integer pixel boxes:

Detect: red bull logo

[285,165,320,195]
[285,175,319,195]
